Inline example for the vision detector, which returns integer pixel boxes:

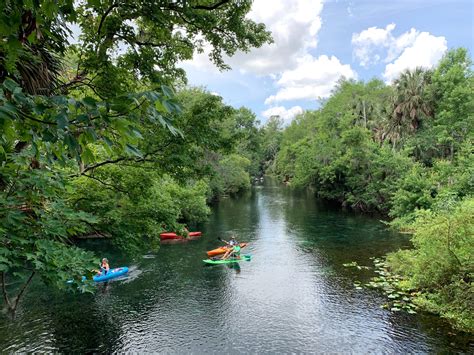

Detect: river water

[1,180,472,353]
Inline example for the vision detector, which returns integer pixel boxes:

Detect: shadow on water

[0,178,472,352]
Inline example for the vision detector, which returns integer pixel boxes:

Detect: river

[0,180,472,352]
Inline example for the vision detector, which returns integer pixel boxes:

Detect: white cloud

[352,24,447,82]
[184,0,323,76]
[351,23,396,67]
[265,55,357,104]
[386,28,418,62]
[262,105,303,124]
[182,1,356,110]
[228,0,323,75]
[383,32,447,82]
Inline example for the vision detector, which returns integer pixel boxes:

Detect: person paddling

[221,237,241,260]
[99,258,110,275]
[224,236,239,247]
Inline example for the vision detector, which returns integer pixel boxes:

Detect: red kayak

[160,231,202,240]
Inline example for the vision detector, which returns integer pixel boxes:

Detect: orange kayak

[207,243,248,257]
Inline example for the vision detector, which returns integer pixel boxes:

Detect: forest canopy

[0,0,271,313]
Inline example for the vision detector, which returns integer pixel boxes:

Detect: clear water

[1,180,472,352]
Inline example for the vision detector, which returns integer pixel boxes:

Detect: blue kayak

[93,267,129,282]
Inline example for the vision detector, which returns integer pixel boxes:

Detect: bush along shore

[343,198,473,332]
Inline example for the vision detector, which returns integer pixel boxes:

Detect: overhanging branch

[193,0,230,10]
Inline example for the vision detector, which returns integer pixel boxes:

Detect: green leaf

[64,134,79,153]
[85,127,98,142]
[82,146,95,164]
[76,114,89,123]
[103,136,114,147]
[3,78,19,92]
[161,85,174,98]
[125,144,142,157]
[56,112,69,130]
[0,103,18,119]
[132,128,143,139]
[162,100,175,113]
[82,97,97,109]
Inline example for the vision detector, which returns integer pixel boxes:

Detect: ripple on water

[1,182,472,353]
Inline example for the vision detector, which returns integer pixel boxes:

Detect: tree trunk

[362,100,367,128]
[1,271,36,315]
[1,272,13,311]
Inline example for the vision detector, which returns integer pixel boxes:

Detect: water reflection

[0,179,472,352]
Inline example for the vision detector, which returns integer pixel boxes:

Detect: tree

[0,0,271,312]
[429,48,474,160]
[213,154,251,195]
[389,67,433,144]
[261,115,284,174]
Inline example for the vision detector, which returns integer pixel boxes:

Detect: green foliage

[229,107,263,176]
[75,0,271,85]
[270,49,473,330]
[387,198,474,332]
[389,163,436,220]
[260,115,284,174]
[0,0,270,310]
[33,240,98,290]
[211,154,251,196]
[0,154,99,306]
[274,79,406,212]
[390,141,474,222]
[273,50,473,216]
[428,48,474,160]
[0,78,181,169]
[148,88,260,200]
[275,111,316,181]
[391,67,433,136]
[71,169,210,254]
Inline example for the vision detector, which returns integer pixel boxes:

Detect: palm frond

[16,44,63,95]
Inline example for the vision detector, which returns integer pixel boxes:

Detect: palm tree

[1,7,64,96]
[390,67,433,134]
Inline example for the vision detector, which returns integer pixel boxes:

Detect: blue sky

[181,0,473,125]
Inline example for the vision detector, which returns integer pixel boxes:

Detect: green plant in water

[344,257,419,314]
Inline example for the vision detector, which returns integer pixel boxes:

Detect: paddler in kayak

[98,258,110,275]
[224,236,239,247]
[221,243,241,260]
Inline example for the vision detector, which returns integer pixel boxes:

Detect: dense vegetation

[0,0,471,334]
[271,48,473,331]
[0,0,271,313]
